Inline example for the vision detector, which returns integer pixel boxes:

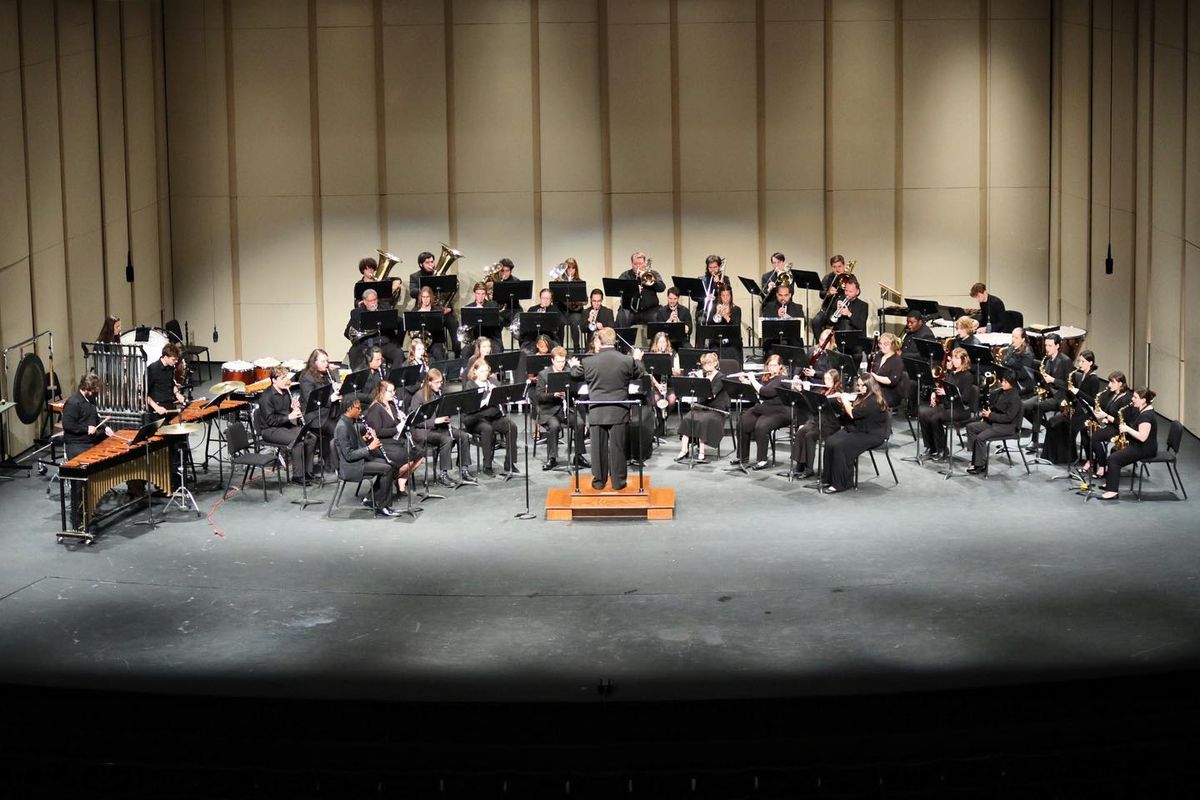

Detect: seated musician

[1099,387,1158,501]
[408,250,461,358]
[918,347,976,460]
[965,366,1023,475]
[1001,327,1037,396]
[703,284,743,362]
[802,327,838,381]
[760,252,789,307]
[520,288,563,354]
[901,311,935,357]
[675,351,729,463]
[534,346,588,471]
[335,394,400,516]
[461,358,519,478]
[551,257,587,351]
[63,373,116,527]
[96,315,122,344]
[255,366,317,485]
[145,342,187,420]
[397,339,430,407]
[1064,350,1103,462]
[656,287,693,342]
[297,348,342,472]
[730,353,790,470]
[493,258,523,328]
[459,281,503,361]
[345,288,403,369]
[1022,332,1071,455]
[364,380,423,496]
[1081,371,1133,478]
[616,250,665,327]
[408,367,473,487]
[790,368,843,479]
[813,275,868,348]
[361,346,386,399]
[969,282,1009,333]
[411,285,449,361]
[761,283,805,321]
[867,332,907,409]
[647,331,680,421]
[820,374,890,494]
[953,315,981,347]
[584,288,615,334]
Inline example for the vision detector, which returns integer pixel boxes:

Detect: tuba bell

[376,249,402,279]
[432,242,465,308]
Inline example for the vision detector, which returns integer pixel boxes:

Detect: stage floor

[1,422,1198,703]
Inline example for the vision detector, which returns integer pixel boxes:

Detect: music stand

[541,370,574,478]
[602,277,639,318]
[826,350,858,380]
[761,319,805,359]
[672,276,706,320]
[645,321,687,351]
[669,375,718,470]
[354,280,395,304]
[800,388,833,491]
[492,280,533,345]
[418,274,458,304]
[132,419,164,531]
[905,298,940,321]
[737,276,765,353]
[610,326,637,354]
[721,378,760,474]
[403,311,446,350]
[964,343,994,368]
[519,310,563,350]
[901,357,934,465]
[772,344,808,378]
[430,357,462,382]
[303,382,335,488]
[936,380,967,480]
[485,350,525,383]
[460,306,501,349]
[388,364,425,397]
[409,397,447,501]
[697,324,740,361]
[837,328,868,364]
[359,309,401,336]
[481,382,527,482]
[339,369,372,400]
[550,281,587,310]
[436,390,481,489]
[677,348,705,372]
[789,270,822,337]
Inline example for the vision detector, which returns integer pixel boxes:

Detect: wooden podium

[545,475,675,521]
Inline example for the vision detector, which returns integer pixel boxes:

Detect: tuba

[548,261,568,281]
[432,243,465,309]
[376,249,402,279]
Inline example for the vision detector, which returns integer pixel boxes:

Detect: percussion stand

[161,428,202,518]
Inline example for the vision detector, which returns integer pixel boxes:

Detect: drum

[221,360,255,384]
[1026,325,1087,359]
[119,327,171,365]
[252,357,280,383]
[281,358,305,374]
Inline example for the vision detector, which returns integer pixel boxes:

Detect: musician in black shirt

[969,282,1009,333]
[145,342,186,419]
[63,373,114,460]
[965,367,1022,474]
[1023,333,1071,453]
[255,366,317,483]
[616,250,665,327]
[732,354,790,470]
[901,311,935,357]
[1100,388,1158,500]
[761,284,805,321]
[408,250,461,357]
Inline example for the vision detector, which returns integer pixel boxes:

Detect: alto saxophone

[1061,370,1076,418]
[1036,355,1051,399]
[1110,405,1130,450]
[1084,390,1106,436]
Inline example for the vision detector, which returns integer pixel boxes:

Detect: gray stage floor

[1,421,1198,703]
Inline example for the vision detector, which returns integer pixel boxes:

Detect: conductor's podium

[545,476,675,521]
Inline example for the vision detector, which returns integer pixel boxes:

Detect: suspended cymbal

[208,380,247,395]
[157,422,204,437]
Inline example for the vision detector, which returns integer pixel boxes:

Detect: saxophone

[1110,404,1130,450]
[1036,355,1051,399]
[1061,370,1076,418]
[1085,389,1107,436]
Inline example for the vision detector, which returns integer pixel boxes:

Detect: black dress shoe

[1025,443,1040,455]
[436,471,456,487]
[611,482,627,491]
[751,460,770,470]
[729,457,745,466]
[591,480,605,490]
[375,506,400,517]
[480,466,495,477]
[966,465,986,476]
[290,477,312,487]
[573,456,591,468]
[542,458,558,471]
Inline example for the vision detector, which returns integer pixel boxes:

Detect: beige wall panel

[903,19,980,188]
[22,58,64,254]
[764,190,825,272]
[0,260,33,354]
[903,0,977,20]
[987,187,1049,320]
[240,302,319,359]
[96,0,128,228]
[58,0,92,57]
[678,22,757,192]
[1088,205,1134,374]
[66,228,104,348]
[320,194,379,346]
[680,191,758,290]
[230,0,307,29]
[316,0,373,27]
[162,0,204,31]
[318,26,377,197]
[989,0,1050,18]
[381,24,447,195]
[1184,243,1200,425]
[381,0,443,26]
[122,0,153,38]
[31,243,72,376]
[677,1,756,23]
[608,0,669,25]
[59,48,102,239]
[1148,229,1183,360]
[236,196,318,304]
[989,19,1050,189]
[539,0,598,24]
[131,204,163,327]
[164,28,229,199]
[831,1,894,21]
[452,23,533,193]
[540,191,606,281]
[384,193,450,275]
[1059,20,1090,201]
[900,188,979,300]
[765,0,824,20]
[764,21,823,191]
[1058,191,1089,323]
[1060,0,1089,26]
[828,20,894,191]
[1150,45,1185,234]
[104,219,132,324]
[1187,51,1200,244]
[539,22,602,192]
[0,69,28,269]
[611,193,676,278]
[232,28,312,198]
[124,33,159,212]
[17,0,51,64]
[455,191,536,282]
[608,23,672,193]
[828,189,894,299]
[1154,0,1186,49]
[1111,20,1136,213]
[0,0,18,73]
[170,196,236,362]
[455,0,531,24]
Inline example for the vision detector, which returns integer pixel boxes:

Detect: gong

[12,353,46,425]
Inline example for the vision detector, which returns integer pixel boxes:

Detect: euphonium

[548,261,568,281]
[481,260,504,302]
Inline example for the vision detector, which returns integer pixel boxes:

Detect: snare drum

[252,357,280,383]
[221,360,255,384]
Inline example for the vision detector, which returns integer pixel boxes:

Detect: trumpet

[714,301,731,322]
[587,307,599,332]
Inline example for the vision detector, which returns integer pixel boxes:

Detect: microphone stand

[515,381,536,519]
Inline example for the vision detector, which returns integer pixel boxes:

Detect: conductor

[568,327,646,491]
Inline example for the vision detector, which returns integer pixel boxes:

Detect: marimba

[58,429,172,543]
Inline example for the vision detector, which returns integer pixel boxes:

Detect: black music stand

[409,397,447,501]
[826,350,858,381]
[436,389,480,490]
[519,310,563,351]
[492,280,533,344]
[288,418,321,510]
[132,419,164,531]
[339,369,372,400]
[772,344,808,378]
[965,343,994,368]
[418,274,458,305]
[388,364,425,398]
[645,321,687,351]
[480,382,527,483]
[541,370,573,476]
[721,378,760,474]
[642,353,674,438]
[359,308,402,336]
[936,380,967,480]
[303,382,335,488]
[672,275,706,318]
[460,306,501,351]
[602,277,639,320]
[791,270,823,340]
[669,375,718,470]
[773,384,809,483]
[610,326,637,354]
[485,350,525,384]
[837,328,868,365]
[404,310,445,350]
[761,319,805,359]
[550,281,587,350]
[800,388,833,492]
[737,276,765,353]
[901,356,934,465]
[698,323,741,362]
[677,348,704,372]
[354,280,396,304]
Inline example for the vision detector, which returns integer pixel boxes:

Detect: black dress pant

[543,411,585,461]
[360,458,397,508]
[738,405,791,463]
[965,420,1015,468]
[414,426,471,470]
[466,416,518,470]
[918,405,954,451]
[1089,424,1119,467]
[820,431,885,491]
[589,421,628,488]
[1104,444,1152,493]
[260,425,316,478]
[1022,396,1058,442]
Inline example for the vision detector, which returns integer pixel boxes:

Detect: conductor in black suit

[568,327,646,490]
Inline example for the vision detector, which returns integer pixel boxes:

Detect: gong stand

[1,330,55,479]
